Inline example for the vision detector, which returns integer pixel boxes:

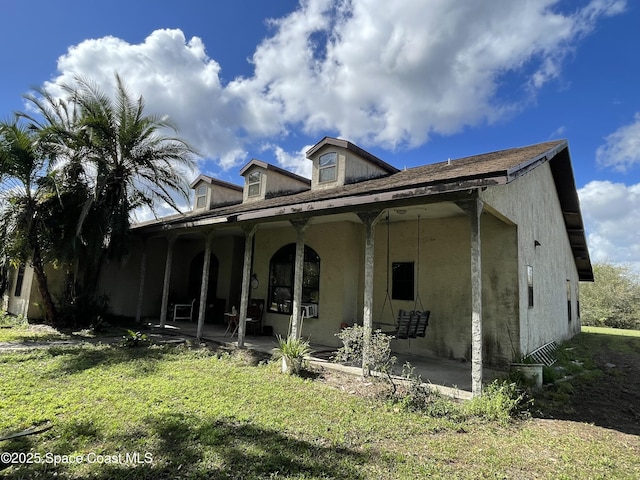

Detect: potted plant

[273,335,313,375]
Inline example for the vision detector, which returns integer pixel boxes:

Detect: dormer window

[247,171,262,197]
[195,185,207,209]
[319,152,337,183]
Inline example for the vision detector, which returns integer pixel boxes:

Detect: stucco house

[2,137,592,393]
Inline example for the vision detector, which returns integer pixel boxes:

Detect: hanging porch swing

[379,212,430,339]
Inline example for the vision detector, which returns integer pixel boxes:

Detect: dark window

[268,244,320,315]
[392,262,414,301]
[567,279,572,322]
[14,264,26,297]
[527,265,534,308]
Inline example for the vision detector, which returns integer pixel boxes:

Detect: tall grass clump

[463,380,532,425]
[0,310,26,328]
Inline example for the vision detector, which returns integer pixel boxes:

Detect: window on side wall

[392,262,414,301]
[318,152,337,183]
[268,244,320,316]
[195,185,207,209]
[247,171,262,197]
[527,265,534,308]
[567,279,572,322]
[14,264,25,297]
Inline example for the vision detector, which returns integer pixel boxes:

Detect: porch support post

[238,224,258,347]
[134,236,148,324]
[196,230,215,340]
[159,234,177,328]
[459,197,484,397]
[290,219,310,339]
[358,210,385,377]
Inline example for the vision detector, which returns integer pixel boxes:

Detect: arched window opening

[268,244,320,316]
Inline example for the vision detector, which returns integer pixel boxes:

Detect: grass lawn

[582,325,640,337]
[0,329,639,479]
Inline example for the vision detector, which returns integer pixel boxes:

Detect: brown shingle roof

[134,138,592,280]
[174,139,567,220]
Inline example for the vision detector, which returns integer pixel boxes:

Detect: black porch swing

[379,213,430,339]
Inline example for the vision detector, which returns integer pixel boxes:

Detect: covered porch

[102,188,515,397]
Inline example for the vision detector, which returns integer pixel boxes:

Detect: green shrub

[334,325,396,374]
[463,380,531,425]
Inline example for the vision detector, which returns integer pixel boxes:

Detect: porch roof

[133,139,593,280]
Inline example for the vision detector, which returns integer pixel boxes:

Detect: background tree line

[0,74,195,327]
[580,262,640,330]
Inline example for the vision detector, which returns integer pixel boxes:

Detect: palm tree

[0,120,58,324]
[23,74,197,301]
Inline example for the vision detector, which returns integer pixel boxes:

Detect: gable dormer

[239,159,311,203]
[306,137,399,190]
[190,174,243,211]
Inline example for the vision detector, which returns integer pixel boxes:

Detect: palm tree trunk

[30,240,58,326]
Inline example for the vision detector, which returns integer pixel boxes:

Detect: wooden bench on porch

[383,309,430,339]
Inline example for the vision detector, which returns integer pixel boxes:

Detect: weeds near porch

[121,330,149,348]
[464,380,532,425]
[393,362,460,418]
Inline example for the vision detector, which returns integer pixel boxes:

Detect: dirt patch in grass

[313,366,393,399]
[534,333,640,436]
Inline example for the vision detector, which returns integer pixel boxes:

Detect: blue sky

[1,0,638,272]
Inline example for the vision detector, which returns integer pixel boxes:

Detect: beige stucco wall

[5,265,33,318]
[481,162,581,356]
[368,215,518,366]
[4,263,65,320]
[247,211,518,365]
[250,221,362,346]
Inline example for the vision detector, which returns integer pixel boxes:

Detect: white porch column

[237,225,258,347]
[290,219,310,339]
[196,231,215,340]
[358,211,384,377]
[459,197,485,397]
[134,237,147,324]
[159,234,177,328]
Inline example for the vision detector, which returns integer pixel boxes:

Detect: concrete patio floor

[146,320,505,400]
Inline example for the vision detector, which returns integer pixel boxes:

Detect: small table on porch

[224,312,239,337]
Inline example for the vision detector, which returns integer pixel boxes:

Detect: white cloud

[44,29,249,170]
[261,143,314,178]
[41,0,625,170]
[578,180,640,273]
[596,113,640,171]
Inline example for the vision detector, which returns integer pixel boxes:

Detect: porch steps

[527,341,558,366]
